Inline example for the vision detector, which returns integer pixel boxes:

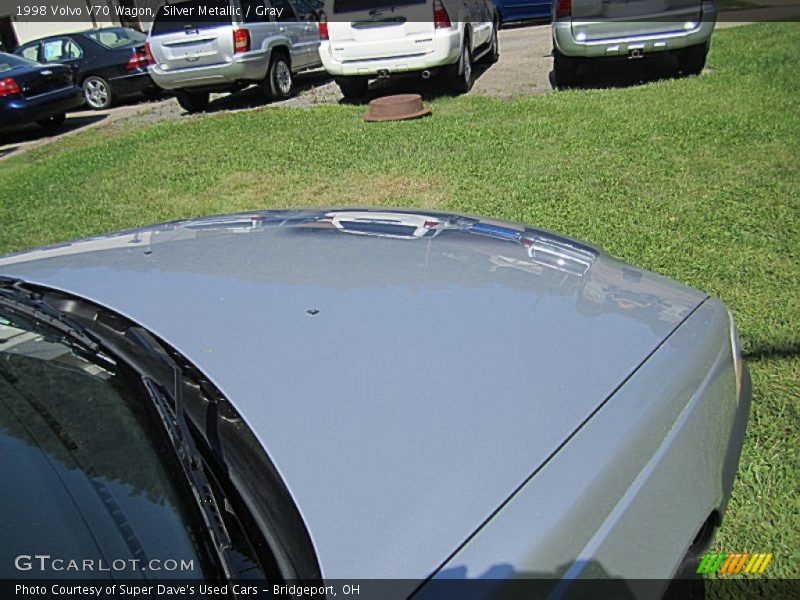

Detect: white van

[319,0,499,98]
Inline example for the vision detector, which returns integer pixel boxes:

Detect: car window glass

[269,0,299,21]
[19,45,39,62]
[151,0,234,35]
[64,39,82,59]
[290,0,317,20]
[86,28,146,48]
[0,310,209,577]
[242,0,270,22]
[42,40,63,62]
[333,0,424,13]
[42,38,82,62]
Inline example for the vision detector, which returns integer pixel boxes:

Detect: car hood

[0,210,706,580]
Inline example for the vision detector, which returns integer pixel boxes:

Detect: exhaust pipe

[421,70,431,79]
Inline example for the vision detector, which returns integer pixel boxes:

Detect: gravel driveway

[2,11,797,159]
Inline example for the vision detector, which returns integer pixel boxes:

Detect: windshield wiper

[118,327,239,580]
[0,277,238,579]
[0,277,113,368]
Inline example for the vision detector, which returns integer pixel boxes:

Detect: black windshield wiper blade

[125,327,238,580]
[0,278,110,365]
[0,278,241,578]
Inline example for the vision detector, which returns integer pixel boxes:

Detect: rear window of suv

[151,0,233,36]
[332,0,425,13]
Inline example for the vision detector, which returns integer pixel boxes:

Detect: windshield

[0,53,38,73]
[0,308,209,578]
[85,28,147,49]
[151,0,233,36]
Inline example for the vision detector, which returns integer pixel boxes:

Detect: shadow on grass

[743,340,800,361]
[0,113,107,157]
[549,52,701,91]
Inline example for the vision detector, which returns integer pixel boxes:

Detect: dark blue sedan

[0,53,84,132]
[492,0,552,23]
[15,28,157,110]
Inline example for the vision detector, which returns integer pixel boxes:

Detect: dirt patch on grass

[201,171,450,213]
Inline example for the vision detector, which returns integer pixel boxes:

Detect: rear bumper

[108,71,157,97]
[0,86,84,129]
[553,4,717,58]
[320,29,462,77]
[148,50,270,91]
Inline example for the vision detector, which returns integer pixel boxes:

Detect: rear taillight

[0,77,21,97]
[144,41,155,65]
[319,12,328,41]
[127,45,153,70]
[555,0,572,18]
[433,0,451,29]
[233,28,251,54]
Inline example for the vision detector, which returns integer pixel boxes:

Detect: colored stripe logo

[697,552,773,575]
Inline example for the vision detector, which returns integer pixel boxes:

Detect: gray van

[551,0,717,87]
[148,0,323,112]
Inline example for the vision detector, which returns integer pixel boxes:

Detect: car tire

[175,91,210,114]
[37,113,66,128]
[553,48,579,89]
[265,52,293,101]
[677,42,709,76]
[82,76,113,110]
[483,20,500,64]
[451,37,474,94]
[336,77,369,101]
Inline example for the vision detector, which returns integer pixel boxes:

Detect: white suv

[319,0,499,99]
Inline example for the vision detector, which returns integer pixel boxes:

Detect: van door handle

[279,26,287,33]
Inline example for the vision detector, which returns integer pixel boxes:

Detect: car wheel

[553,48,579,89]
[82,76,112,110]
[175,91,210,114]
[483,21,500,64]
[677,42,709,76]
[37,113,66,128]
[451,37,474,94]
[265,53,293,101]
[336,77,369,101]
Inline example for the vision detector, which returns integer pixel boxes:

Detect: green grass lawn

[1,21,798,578]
